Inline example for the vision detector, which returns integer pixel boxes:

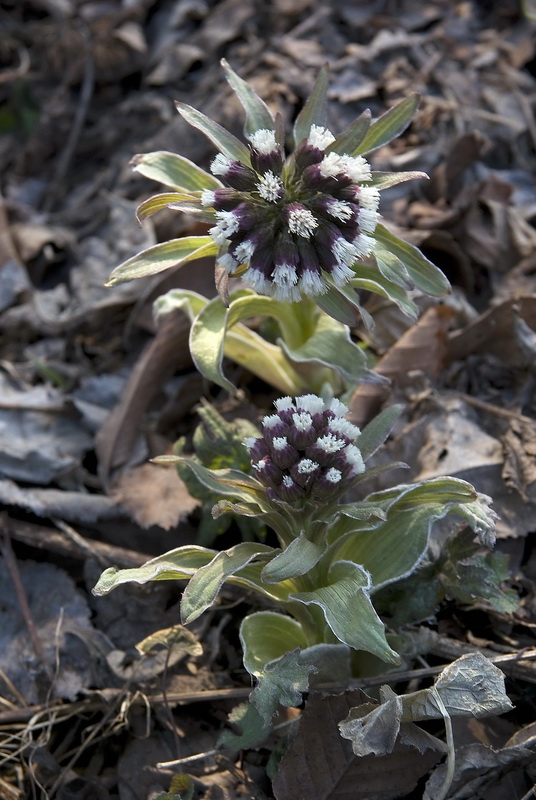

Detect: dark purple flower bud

[287,411,317,449]
[275,475,305,503]
[210,154,258,192]
[290,457,321,488]
[262,414,290,440]
[271,233,301,303]
[306,432,347,466]
[249,129,284,175]
[252,455,283,487]
[270,436,300,470]
[201,188,243,211]
[296,239,326,297]
[314,466,345,498]
[244,436,269,462]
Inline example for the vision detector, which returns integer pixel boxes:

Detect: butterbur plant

[108,60,450,395]
[94,63,514,787]
[93,395,507,753]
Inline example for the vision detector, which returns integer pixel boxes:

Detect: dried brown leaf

[111,462,199,530]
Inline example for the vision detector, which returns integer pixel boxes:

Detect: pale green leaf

[106,237,217,285]
[330,506,440,590]
[131,151,223,191]
[366,170,429,190]
[280,312,378,386]
[374,249,414,290]
[327,109,372,156]
[250,649,316,724]
[153,288,208,324]
[356,404,404,460]
[241,611,308,677]
[181,542,275,623]
[354,94,420,155]
[374,223,450,297]
[261,531,326,584]
[152,456,267,506]
[313,283,368,327]
[176,102,251,165]
[221,58,275,137]
[293,64,329,145]
[290,561,399,662]
[190,294,305,395]
[351,262,419,319]
[92,546,218,595]
[136,192,201,222]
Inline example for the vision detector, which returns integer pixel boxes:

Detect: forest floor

[1,1,536,798]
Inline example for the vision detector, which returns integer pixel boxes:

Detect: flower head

[246,394,364,505]
[204,126,379,302]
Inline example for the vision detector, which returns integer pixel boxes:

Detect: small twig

[451,391,536,426]
[0,520,50,677]
[42,23,95,212]
[432,688,456,800]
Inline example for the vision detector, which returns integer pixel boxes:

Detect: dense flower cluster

[202,125,380,301]
[245,394,365,504]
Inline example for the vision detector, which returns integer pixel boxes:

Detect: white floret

[287,207,318,238]
[329,398,349,417]
[211,153,232,176]
[343,444,365,474]
[316,433,346,453]
[201,189,216,207]
[263,414,281,429]
[307,125,336,150]
[292,412,313,432]
[297,458,319,474]
[324,467,342,484]
[296,395,325,414]
[256,171,283,203]
[326,199,353,221]
[274,396,294,412]
[299,269,327,296]
[249,129,278,154]
[233,239,256,264]
[328,418,360,440]
[272,436,289,451]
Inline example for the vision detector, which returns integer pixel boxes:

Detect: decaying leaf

[111,463,199,530]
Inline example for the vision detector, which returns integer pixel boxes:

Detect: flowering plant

[108,61,450,394]
[94,394,506,748]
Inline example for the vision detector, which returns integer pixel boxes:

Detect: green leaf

[226,291,304,350]
[373,223,450,297]
[354,94,420,155]
[313,283,369,328]
[221,58,275,137]
[293,64,329,145]
[351,262,419,320]
[166,199,218,223]
[176,102,252,165]
[190,293,306,395]
[131,151,223,191]
[106,237,217,285]
[181,542,275,623]
[327,109,372,155]
[152,457,268,506]
[356,404,404,460]
[290,561,399,662]
[366,170,429,190]
[281,312,378,386]
[330,505,441,590]
[250,649,316,724]
[374,249,414,290]
[219,701,269,751]
[241,611,309,676]
[136,192,202,222]
[261,531,326,584]
[153,288,208,323]
[438,528,518,613]
[92,546,218,595]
